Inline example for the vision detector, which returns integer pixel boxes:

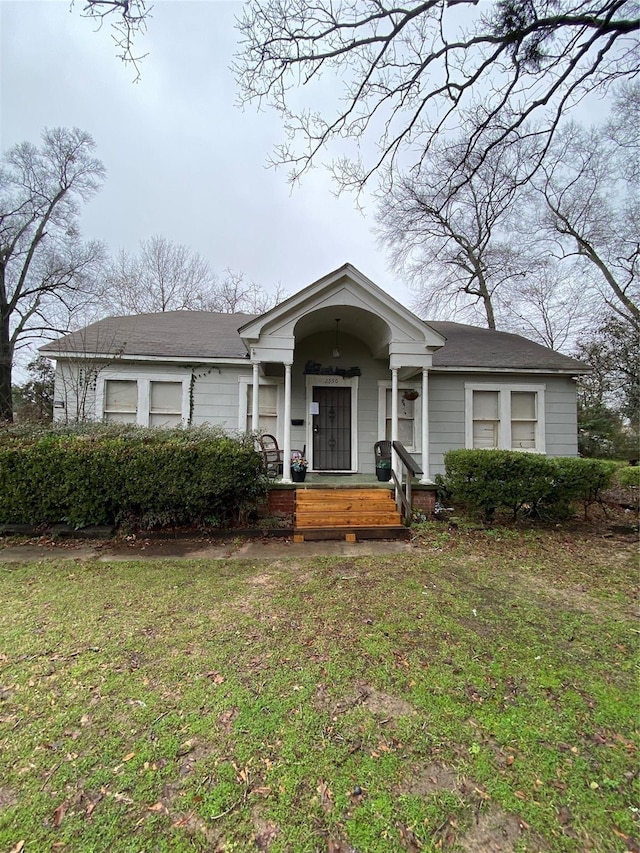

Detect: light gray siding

[51,351,579,478]
[191,365,250,429]
[427,372,579,476]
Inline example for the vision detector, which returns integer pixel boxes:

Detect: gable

[238,263,445,367]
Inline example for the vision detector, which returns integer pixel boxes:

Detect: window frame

[464,383,546,453]
[377,381,420,453]
[238,376,283,437]
[96,371,190,427]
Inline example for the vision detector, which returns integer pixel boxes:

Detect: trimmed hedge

[616,465,640,490]
[442,449,616,521]
[0,425,268,529]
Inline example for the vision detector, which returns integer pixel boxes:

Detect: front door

[312,386,351,471]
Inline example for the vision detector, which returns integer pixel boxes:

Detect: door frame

[305,374,359,472]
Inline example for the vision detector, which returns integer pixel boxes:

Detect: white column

[391,367,399,478]
[420,367,432,484]
[251,362,260,431]
[281,362,292,483]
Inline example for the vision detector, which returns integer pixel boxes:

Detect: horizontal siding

[544,378,578,457]
[52,351,578,477]
[428,372,579,475]
[428,374,466,475]
[191,366,250,428]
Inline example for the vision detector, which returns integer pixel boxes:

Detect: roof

[41,311,257,361]
[41,311,588,373]
[428,321,588,373]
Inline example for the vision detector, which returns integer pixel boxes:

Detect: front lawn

[0,527,638,852]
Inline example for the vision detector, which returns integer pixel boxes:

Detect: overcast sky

[1,0,412,308]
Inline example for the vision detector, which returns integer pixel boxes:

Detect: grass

[0,523,638,852]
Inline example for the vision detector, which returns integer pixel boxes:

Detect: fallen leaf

[148,801,166,812]
[53,800,68,828]
[317,780,334,813]
[122,752,135,762]
[514,791,526,800]
[8,842,25,853]
[206,671,225,684]
[398,821,423,851]
[176,739,194,757]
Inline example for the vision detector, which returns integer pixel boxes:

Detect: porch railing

[390,441,423,525]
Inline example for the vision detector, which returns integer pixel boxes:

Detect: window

[104,379,137,423]
[466,384,545,452]
[378,384,419,451]
[246,384,278,434]
[99,375,187,426]
[472,390,499,448]
[510,391,537,449]
[149,381,182,427]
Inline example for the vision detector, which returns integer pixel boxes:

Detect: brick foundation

[267,488,295,518]
[412,487,437,515]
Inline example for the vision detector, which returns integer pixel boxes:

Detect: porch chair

[257,434,305,477]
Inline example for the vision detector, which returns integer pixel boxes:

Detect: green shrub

[442,449,616,521]
[0,425,268,529]
[616,465,640,490]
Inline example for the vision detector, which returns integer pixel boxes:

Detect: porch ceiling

[293,305,390,357]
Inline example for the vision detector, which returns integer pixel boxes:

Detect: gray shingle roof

[41,311,257,360]
[41,311,588,373]
[427,321,588,372]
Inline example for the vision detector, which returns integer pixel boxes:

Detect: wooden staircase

[293,488,409,542]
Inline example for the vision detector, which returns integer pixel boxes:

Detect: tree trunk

[0,310,13,422]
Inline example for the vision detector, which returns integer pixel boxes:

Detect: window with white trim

[149,381,183,427]
[104,380,138,423]
[378,383,419,451]
[99,375,188,427]
[239,379,281,435]
[465,384,545,452]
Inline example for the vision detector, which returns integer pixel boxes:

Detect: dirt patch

[0,786,18,808]
[251,573,274,587]
[459,806,543,852]
[327,683,415,720]
[398,763,459,796]
[168,810,226,849]
[252,808,280,850]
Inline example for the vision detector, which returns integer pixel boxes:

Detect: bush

[442,449,616,521]
[616,465,640,490]
[0,425,268,529]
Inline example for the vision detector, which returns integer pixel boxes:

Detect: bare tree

[232,0,638,192]
[378,140,526,329]
[530,85,639,328]
[203,269,287,314]
[106,236,216,314]
[0,127,106,421]
[106,237,287,316]
[76,0,150,81]
[498,261,591,351]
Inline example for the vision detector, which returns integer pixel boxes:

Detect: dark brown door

[312,386,351,471]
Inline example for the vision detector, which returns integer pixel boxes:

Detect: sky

[0,0,411,310]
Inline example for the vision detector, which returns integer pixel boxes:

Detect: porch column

[251,361,260,430]
[391,367,399,477]
[420,367,432,484]
[281,362,292,483]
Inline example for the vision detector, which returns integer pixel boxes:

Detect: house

[41,263,589,485]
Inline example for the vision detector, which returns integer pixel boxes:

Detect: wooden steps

[294,488,408,541]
